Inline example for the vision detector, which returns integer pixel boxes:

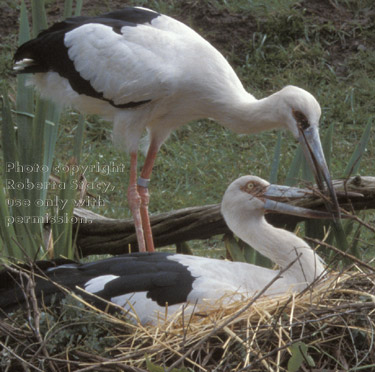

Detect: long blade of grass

[0,177,19,259]
[319,123,350,258]
[0,89,41,256]
[343,118,372,178]
[51,113,85,259]
[243,244,256,263]
[74,0,84,16]
[332,119,373,259]
[51,169,76,258]
[29,97,48,218]
[1,88,19,182]
[31,0,47,37]
[18,1,30,46]
[224,234,247,263]
[73,115,85,164]
[285,146,302,186]
[269,131,282,184]
[1,87,30,217]
[349,223,362,259]
[255,251,272,268]
[16,1,34,162]
[64,0,74,18]
[322,122,334,170]
[41,104,62,201]
[42,0,84,256]
[301,153,313,184]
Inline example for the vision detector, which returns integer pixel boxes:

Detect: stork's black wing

[0,253,194,314]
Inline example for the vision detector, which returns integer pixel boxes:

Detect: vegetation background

[1,1,375,371]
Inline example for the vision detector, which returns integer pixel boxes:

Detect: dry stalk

[2,264,59,372]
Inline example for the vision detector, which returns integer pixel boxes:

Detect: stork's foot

[138,180,155,252]
[127,185,147,252]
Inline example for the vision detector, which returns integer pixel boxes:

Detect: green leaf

[301,152,313,184]
[73,115,85,165]
[31,0,47,37]
[349,224,362,259]
[343,118,372,178]
[224,233,273,267]
[1,87,19,176]
[322,122,335,170]
[305,219,328,240]
[0,176,19,259]
[16,1,34,162]
[146,357,191,372]
[288,341,315,372]
[146,358,164,372]
[224,234,247,262]
[50,113,85,259]
[269,131,282,184]
[51,167,76,259]
[285,146,302,186]
[29,97,48,219]
[18,1,31,45]
[64,0,74,18]
[74,0,84,16]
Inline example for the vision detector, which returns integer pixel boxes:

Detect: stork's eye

[246,182,255,190]
[293,110,310,131]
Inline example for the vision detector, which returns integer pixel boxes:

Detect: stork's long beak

[263,184,345,220]
[298,126,340,219]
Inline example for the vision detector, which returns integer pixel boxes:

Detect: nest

[1,267,375,372]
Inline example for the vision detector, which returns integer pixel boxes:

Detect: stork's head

[276,86,339,217]
[222,176,269,218]
[221,175,334,229]
[277,86,321,138]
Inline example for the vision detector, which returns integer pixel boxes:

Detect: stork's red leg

[127,152,147,252]
[138,141,159,252]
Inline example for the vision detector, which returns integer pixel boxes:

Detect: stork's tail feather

[13,58,37,72]
[0,259,77,315]
[13,37,51,74]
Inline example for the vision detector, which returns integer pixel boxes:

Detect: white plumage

[14,6,338,253]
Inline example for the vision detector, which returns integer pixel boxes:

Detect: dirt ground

[1,0,374,72]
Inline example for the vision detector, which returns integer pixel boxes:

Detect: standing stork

[0,176,330,324]
[13,7,338,253]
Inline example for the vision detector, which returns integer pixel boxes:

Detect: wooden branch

[73,176,375,256]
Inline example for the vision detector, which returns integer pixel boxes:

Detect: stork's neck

[228,212,324,289]
[211,90,286,135]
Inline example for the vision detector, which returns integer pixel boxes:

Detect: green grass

[1,0,374,260]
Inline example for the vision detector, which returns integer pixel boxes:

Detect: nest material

[1,268,375,372]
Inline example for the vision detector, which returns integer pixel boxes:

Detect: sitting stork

[0,176,330,324]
